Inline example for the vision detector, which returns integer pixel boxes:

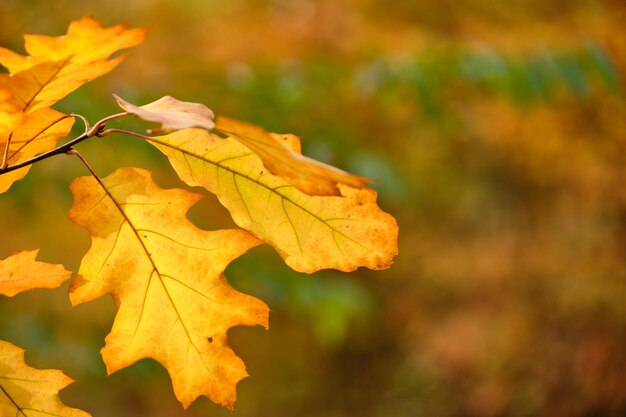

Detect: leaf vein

[149,137,379,255]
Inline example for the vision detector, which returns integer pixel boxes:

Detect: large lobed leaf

[69,167,268,409]
[148,129,399,273]
[0,340,90,417]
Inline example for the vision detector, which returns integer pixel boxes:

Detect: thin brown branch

[6,113,77,164]
[0,112,82,174]
[0,131,90,175]
[0,112,131,176]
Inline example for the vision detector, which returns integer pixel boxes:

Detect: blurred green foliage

[1,0,625,416]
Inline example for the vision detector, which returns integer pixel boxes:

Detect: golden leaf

[0,16,143,191]
[0,249,72,297]
[0,16,146,113]
[215,116,372,196]
[0,87,22,128]
[148,129,399,273]
[0,107,74,193]
[114,94,215,131]
[0,340,90,417]
[68,167,268,409]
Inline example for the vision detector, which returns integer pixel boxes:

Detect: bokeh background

[1,1,626,416]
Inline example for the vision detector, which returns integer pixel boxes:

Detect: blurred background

[1,0,625,416]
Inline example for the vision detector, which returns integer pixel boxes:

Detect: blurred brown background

[1,0,626,416]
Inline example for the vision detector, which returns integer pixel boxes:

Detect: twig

[0,131,90,175]
[0,112,131,176]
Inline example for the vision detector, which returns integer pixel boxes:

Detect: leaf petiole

[66,149,101,181]
[97,127,153,140]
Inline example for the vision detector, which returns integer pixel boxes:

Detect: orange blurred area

[1,1,625,416]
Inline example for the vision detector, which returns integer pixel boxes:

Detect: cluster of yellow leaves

[0,16,145,192]
[0,17,398,414]
[0,17,146,416]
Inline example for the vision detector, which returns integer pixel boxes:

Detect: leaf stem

[98,128,153,140]
[66,149,101,181]
[0,131,90,175]
[71,113,91,132]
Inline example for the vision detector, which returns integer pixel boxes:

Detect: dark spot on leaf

[208,337,213,343]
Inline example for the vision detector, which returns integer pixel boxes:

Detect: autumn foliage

[0,18,398,415]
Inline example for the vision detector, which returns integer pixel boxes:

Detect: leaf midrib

[0,382,28,417]
[90,176,216,378]
[22,57,71,112]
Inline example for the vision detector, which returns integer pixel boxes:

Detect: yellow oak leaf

[0,107,74,193]
[215,116,372,196]
[68,167,268,409]
[148,129,399,273]
[0,249,72,297]
[0,340,90,417]
[114,94,215,131]
[0,16,146,113]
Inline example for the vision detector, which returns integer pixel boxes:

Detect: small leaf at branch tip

[113,94,215,131]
